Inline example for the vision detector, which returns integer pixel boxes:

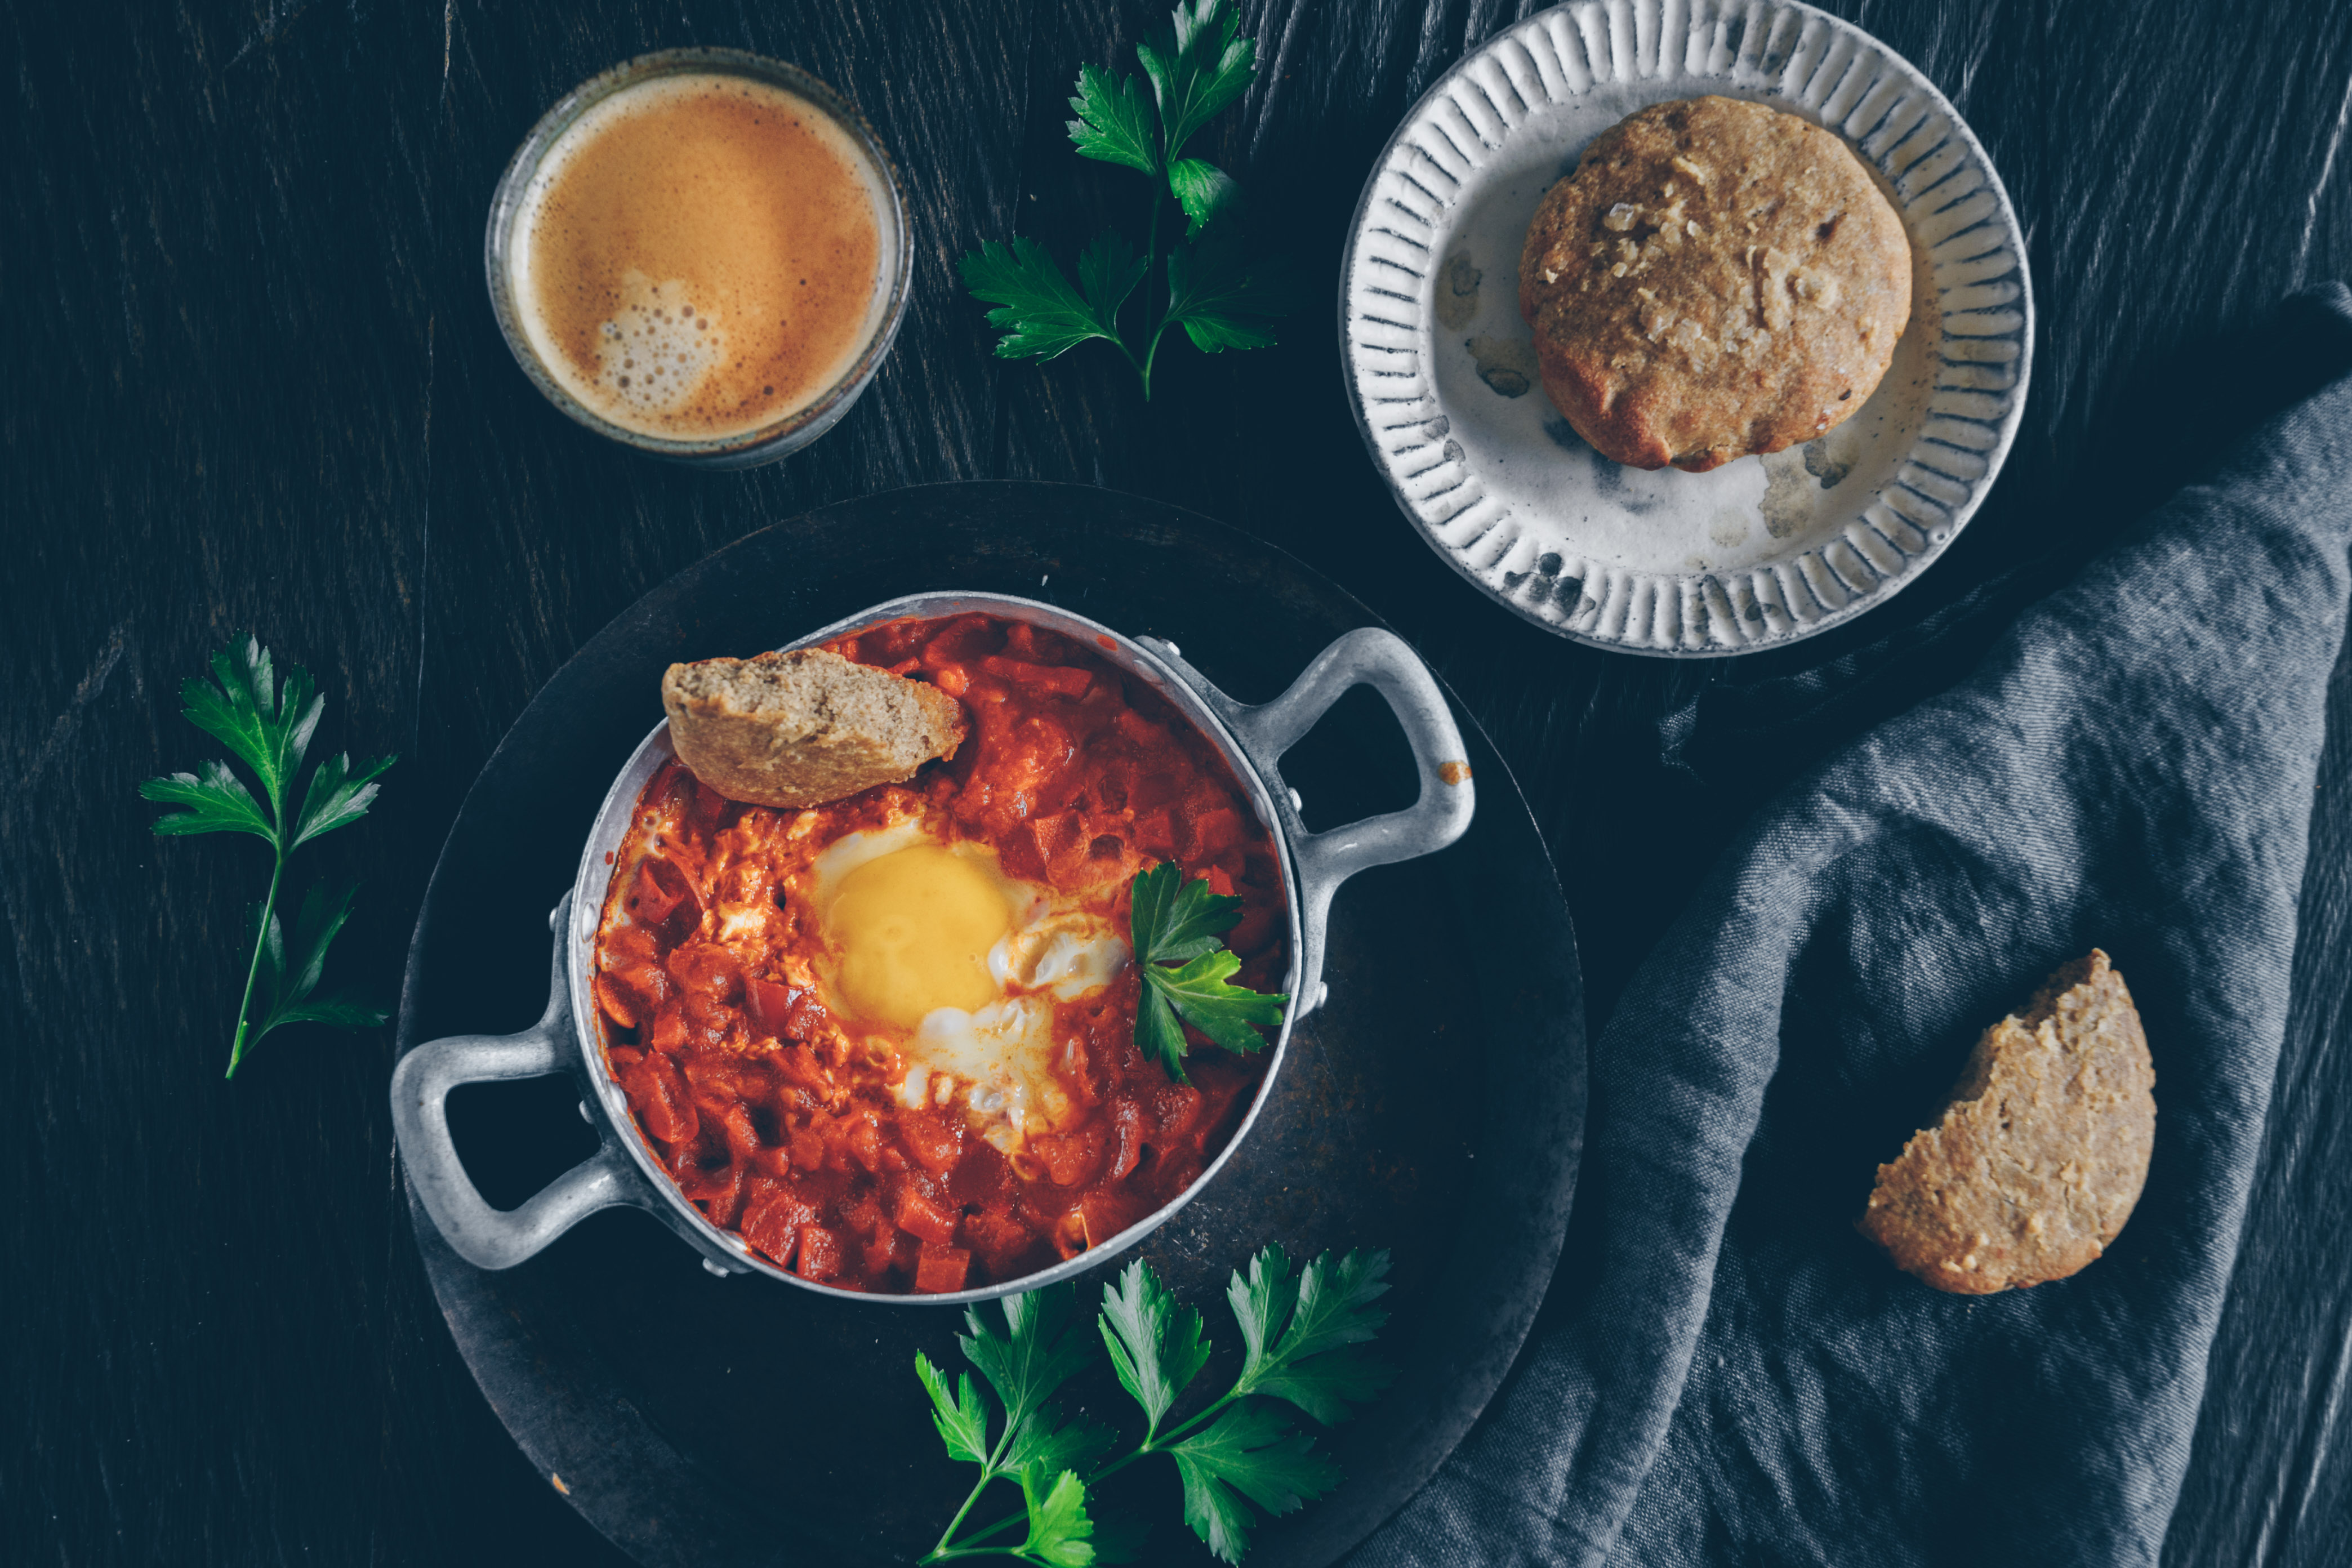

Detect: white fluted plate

[1340,0,2032,656]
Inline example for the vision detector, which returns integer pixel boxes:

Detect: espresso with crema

[509,73,885,441]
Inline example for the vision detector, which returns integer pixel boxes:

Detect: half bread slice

[661,648,967,809]
[1859,950,2156,1294]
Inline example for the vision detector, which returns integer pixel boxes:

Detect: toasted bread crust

[1859,951,2156,1294]
[661,648,966,809]
[1517,96,1910,472]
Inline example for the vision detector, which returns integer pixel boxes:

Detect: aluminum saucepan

[390,593,1475,1304]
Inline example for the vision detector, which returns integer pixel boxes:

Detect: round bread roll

[1517,95,1911,472]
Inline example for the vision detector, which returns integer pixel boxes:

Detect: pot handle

[1141,627,1475,1018]
[390,893,645,1270]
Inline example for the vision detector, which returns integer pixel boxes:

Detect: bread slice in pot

[661,649,967,809]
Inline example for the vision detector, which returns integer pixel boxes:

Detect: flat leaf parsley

[917,1246,1393,1565]
[139,636,394,1077]
[957,0,1289,399]
[1128,861,1286,1084]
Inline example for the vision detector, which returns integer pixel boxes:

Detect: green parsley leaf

[1018,1468,1100,1567]
[1076,230,1149,333]
[1166,158,1244,238]
[1006,1405,1117,1482]
[267,991,391,1032]
[1227,1243,1300,1380]
[1227,1247,1393,1422]
[1137,985,1195,1084]
[1067,64,1159,175]
[960,1282,1097,1437]
[1165,230,1289,354]
[252,881,387,1039]
[1099,1258,1213,1440]
[1085,1513,1151,1565]
[1251,1346,1396,1428]
[959,238,1121,361]
[1129,860,1240,965]
[1166,1403,1339,1564]
[1268,1248,1393,1366]
[1137,0,1257,164]
[1148,950,1285,1055]
[178,634,322,822]
[291,750,396,850]
[138,760,277,843]
[916,1351,992,1465]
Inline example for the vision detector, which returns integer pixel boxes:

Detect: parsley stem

[955,1512,1029,1549]
[1142,318,1174,399]
[225,843,284,1079]
[1110,335,1148,385]
[1141,183,1164,400]
[929,1461,1003,1558]
[928,1392,1032,1562]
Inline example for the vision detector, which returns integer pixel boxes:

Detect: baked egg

[798,807,1130,1152]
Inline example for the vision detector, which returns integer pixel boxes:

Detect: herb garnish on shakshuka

[590,613,1288,1294]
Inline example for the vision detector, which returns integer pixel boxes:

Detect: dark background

[6,0,2349,1563]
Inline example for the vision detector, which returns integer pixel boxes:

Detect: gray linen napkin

[1360,284,2352,1566]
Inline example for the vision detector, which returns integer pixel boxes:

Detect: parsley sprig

[138,636,394,1077]
[957,0,1289,399]
[917,1246,1393,1565]
[1129,862,1286,1084]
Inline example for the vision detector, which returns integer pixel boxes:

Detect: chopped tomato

[896,1109,961,1174]
[795,1224,843,1281]
[594,975,639,1029]
[1183,805,1244,863]
[741,1191,812,1268]
[914,1242,972,1294]
[625,860,683,924]
[870,1228,919,1280]
[1130,809,1177,858]
[894,1187,959,1246]
[981,654,1092,698]
[1031,1124,1108,1188]
[622,1053,696,1146]
[745,978,796,1037]
[666,943,739,999]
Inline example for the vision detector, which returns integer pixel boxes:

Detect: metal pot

[390,593,1475,1304]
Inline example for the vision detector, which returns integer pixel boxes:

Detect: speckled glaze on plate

[1340,0,2032,655]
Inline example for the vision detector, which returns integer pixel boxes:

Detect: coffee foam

[507,73,889,443]
[582,273,727,424]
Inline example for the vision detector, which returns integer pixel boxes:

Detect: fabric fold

[1361,284,2352,1566]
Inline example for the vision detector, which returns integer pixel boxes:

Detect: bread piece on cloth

[661,649,967,809]
[1517,95,1910,471]
[1860,950,2155,1294]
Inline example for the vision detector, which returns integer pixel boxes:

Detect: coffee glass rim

[483,47,913,466]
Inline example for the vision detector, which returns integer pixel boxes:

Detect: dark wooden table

[10,1,2351,1562]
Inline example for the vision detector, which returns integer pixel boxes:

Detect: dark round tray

[395,482,1583,1567]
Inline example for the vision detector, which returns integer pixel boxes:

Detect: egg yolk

[827,845,1009,1027]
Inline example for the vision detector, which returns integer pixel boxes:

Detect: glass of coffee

[485,49,910,469]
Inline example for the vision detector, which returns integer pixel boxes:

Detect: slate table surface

[8,0,2351,1562]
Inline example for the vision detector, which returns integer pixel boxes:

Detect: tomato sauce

[591,613,1287,1293]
